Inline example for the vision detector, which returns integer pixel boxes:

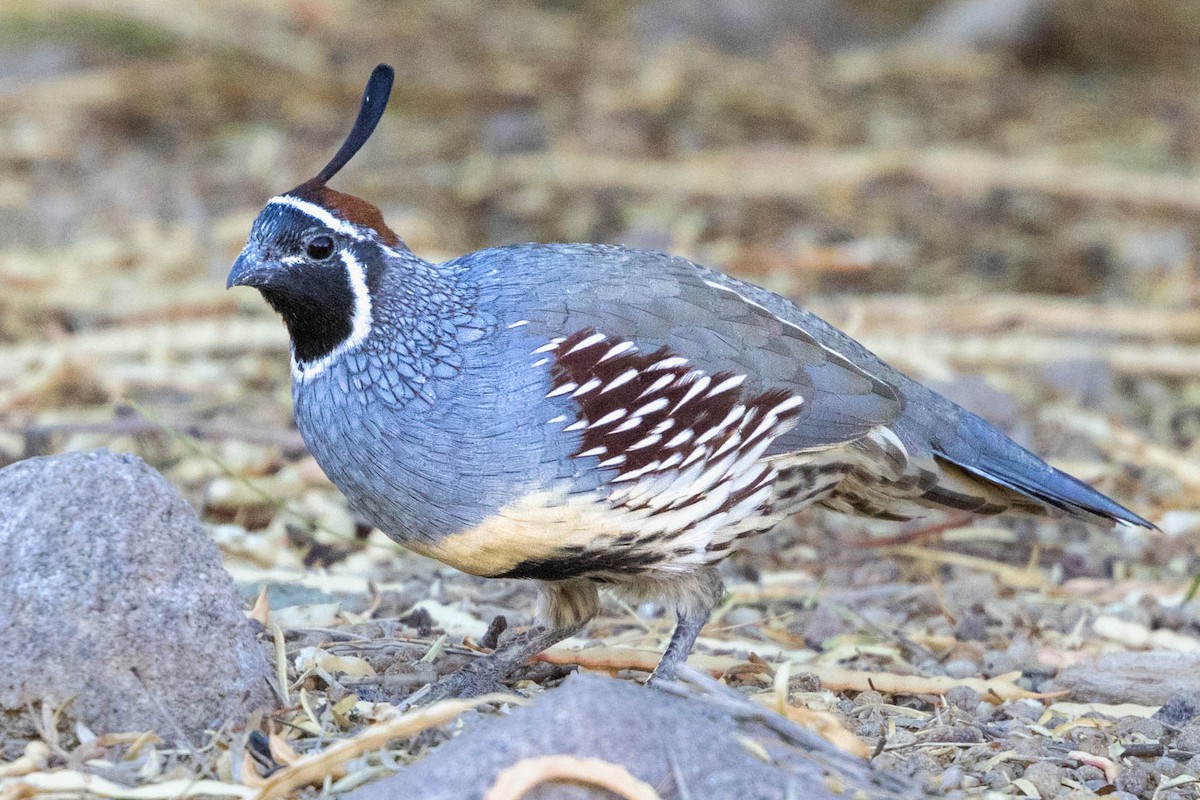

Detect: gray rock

[1021,761,1065,799]
[0,449,273,741]
[944,659,980,680]
[1153,689,1200,728]
[1114,760,1154,796]
[944,685,982,711]
[348,672,927,800]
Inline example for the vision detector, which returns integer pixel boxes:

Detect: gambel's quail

[228,65,1152,694]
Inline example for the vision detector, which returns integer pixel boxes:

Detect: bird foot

[395,623,581,711]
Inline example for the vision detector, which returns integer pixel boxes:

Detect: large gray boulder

[349,672,926,800]
[0,449,273,740]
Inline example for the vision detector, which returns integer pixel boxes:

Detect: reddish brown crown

[288,179,402,246]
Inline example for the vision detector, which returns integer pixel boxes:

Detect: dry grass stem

[538,646,1053,700]
[0,772,255,800]
[251,694,522,800]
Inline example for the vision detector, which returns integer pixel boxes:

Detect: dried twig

[876,544,1049,590]
[536,646,1056,701]
[483,755,660,800]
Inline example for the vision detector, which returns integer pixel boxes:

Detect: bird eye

[306,235,335,261]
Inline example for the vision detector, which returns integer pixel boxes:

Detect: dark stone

[347,673,928,800]
[1154,689,1200,728]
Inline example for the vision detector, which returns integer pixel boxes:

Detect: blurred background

[1,0,1198,586]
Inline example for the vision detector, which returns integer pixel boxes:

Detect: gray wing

[466,243,1151,529]
[478,243,902,451]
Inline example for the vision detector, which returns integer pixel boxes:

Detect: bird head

[227,64,401,370]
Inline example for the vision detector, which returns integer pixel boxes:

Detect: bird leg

[646,567,724,685]
[648,608,710,685]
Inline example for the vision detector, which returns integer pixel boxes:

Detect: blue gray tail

[931,408,1154,529]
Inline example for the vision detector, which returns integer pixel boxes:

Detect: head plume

[284,64,403,247]
[313,64,395,185]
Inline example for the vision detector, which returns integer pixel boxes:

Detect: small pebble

[855,718,885,738]
[1013,737,1046,759]
[908,751,942,782]
[1007,699,1045,721]
[917,658,947,676]
[983,651,1018,676]
[938,764,963,791]
[1152,756,1184,778]
[1114,760,1153,796]
[1066,727,1109,756]
[1175,721,1200,752]
[944,684,981,711]
[1022,761,1065,799]
[953,613,989,642]
[868,753,905,774]
[854,690,884,708]
[1123,714,1161,743]
[923,724,978,743]
[788,672,821,693]
[1118,717,1164,741]
[944,659,978,679]
[1156,690,1200,728]
[983,768,1013,789]
[949,725,982,743]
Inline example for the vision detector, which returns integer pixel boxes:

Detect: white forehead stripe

[268,195,366,240]
[291,250,373,383]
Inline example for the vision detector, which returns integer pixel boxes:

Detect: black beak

[226,250,270,289]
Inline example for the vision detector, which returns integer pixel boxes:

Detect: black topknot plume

[313,64,395,185]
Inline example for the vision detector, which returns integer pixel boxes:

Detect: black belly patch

[499,547,665,581]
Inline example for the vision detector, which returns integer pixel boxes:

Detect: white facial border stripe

[268,195,367,240]
[291,250,373,382]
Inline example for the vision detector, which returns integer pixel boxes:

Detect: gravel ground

[1,1,1199,798]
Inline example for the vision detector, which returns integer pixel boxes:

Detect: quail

[228,65,1152,692]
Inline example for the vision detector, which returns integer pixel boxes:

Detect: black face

[227,64,397,369]
[228,209,360,365]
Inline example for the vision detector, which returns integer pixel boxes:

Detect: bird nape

[227,64,1153,702]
